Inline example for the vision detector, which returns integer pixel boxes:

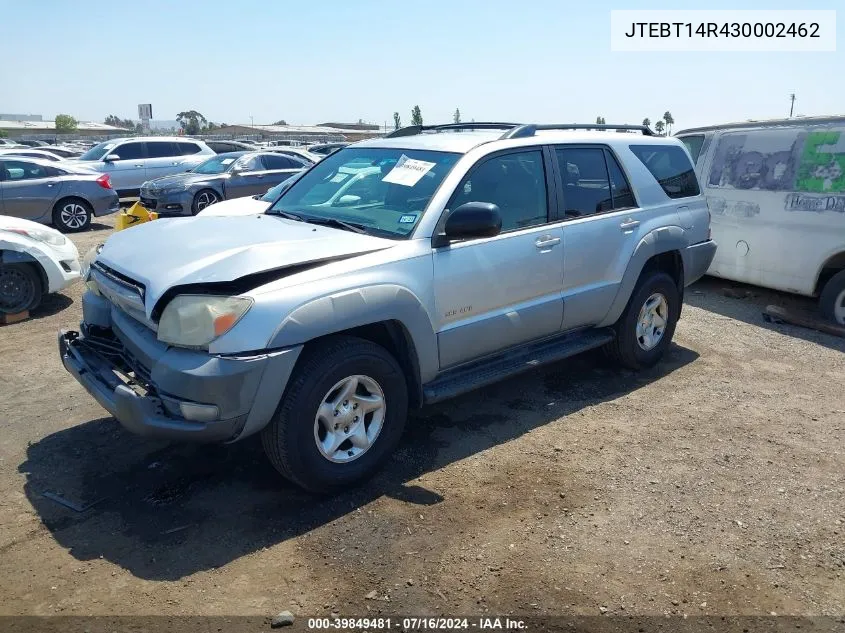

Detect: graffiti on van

[796,131,845,193]
[784,193,845,213]
[707,128,845,196]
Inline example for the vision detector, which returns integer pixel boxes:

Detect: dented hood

[97,214,394,312]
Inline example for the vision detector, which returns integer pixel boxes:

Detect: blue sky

[0,0,841,131]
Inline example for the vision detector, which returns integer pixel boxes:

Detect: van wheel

[191,189,220,214]
[52,198,92,232]
[261,335,408,494]
[819,270,845,325]
[0,263,42,315]
[605,270,680,370]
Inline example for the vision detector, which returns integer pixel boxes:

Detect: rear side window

[605,151,637,209]
[1,159,51,180]
[556,147,613,217]
[678,135,705,163]
[262,154,304,170]
[629,144,700,199]
[176,142,202,155]
[146,141,178,158]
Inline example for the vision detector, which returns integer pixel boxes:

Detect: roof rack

[501,123,654,139]
[384,122,655,140]
[385,122,521,138]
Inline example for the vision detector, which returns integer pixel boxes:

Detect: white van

[676,116,845,324]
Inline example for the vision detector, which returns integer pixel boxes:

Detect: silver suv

[59,122,717,493]
[75,137,215,196]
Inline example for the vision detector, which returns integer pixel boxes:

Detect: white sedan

[0,216,81,315]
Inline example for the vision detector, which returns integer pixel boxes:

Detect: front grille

[81,325,154,391]
[139,196,157,209]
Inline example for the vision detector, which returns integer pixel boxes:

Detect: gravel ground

[0,216,843,624]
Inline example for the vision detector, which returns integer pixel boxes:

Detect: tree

[454,108,461,124]
[410,105,423,127]
[663,111,674,135]
[595,116,606,125]
[642,117,651,127]
[176,110,207,135]
[272,119,288,126]
[104,115,136,130]
[55,114,78,134]
[393,112,401,130]
[654,120,665,135]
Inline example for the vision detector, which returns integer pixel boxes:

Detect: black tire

[52,197,92,233]
[819,269,845,326]
[261,335,408,494]
[0,263,42,315]
[191,189,220,215]
[605,270,680,370]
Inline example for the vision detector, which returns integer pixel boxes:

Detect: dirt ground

[1,216,843,625]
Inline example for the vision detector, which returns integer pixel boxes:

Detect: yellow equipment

[114,201,158,232]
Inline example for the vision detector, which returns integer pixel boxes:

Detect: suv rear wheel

[261,335,408,494]
[606,270,680,370]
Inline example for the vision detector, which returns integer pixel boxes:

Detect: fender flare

[599,226,688,327]
[267,284,439,383]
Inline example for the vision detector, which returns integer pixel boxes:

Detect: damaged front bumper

[57,293,301,442]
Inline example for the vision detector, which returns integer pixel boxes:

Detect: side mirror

[104,154,120,162]
[435,202,502,246]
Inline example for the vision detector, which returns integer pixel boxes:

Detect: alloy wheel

[313,375,386,463]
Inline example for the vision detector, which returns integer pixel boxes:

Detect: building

[207,123,385,143]
[0,118,128,139]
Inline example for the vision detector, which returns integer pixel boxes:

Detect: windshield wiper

[270,209,305,221]
[304,217,369,234]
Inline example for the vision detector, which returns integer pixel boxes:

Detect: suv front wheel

[606,270,680,370]
[262,335,408,494]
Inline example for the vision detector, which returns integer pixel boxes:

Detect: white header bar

[610,10,836,52]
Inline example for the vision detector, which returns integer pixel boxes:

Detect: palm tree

[654,120,665,135]
[663,111,674,135]
[642,117,651,127]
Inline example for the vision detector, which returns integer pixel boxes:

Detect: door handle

[47,183,55,187]
[620,219,640,231]
[134,164,143,167]
[677,205,689,211]
[535,236,561,248]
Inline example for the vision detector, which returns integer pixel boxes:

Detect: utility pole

[789,94,796,118]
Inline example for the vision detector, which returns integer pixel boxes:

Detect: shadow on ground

[686,277,845,353]
[27,293,73,320]
[20,345,698,581]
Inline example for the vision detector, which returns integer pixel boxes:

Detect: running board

[422,328,615,405]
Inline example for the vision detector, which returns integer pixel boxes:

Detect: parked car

[206,140,259,154]
[138,151,306,216]
[676,115,845,324]
[75,137,215,197]
[197,173,304,217]
[0,156,119,232]
[0,215,81,314]
[40,146,83,159]
[59,122,715,493]
[15,140,44,147]
[0,139,29,149]
[307,142,349,157]
[0,148,66,162]
[265,146,322,164]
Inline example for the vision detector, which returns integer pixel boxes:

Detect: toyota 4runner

[58,122,717,493]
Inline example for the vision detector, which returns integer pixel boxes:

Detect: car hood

[197,196,269,217]
[143,172,224,191]
[97,214,396,315]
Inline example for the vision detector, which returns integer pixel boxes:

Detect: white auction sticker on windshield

[382,154,436,187]
[221,158,235,165]
[330,173,348,183]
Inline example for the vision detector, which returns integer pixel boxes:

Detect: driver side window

[449,150,548,232]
